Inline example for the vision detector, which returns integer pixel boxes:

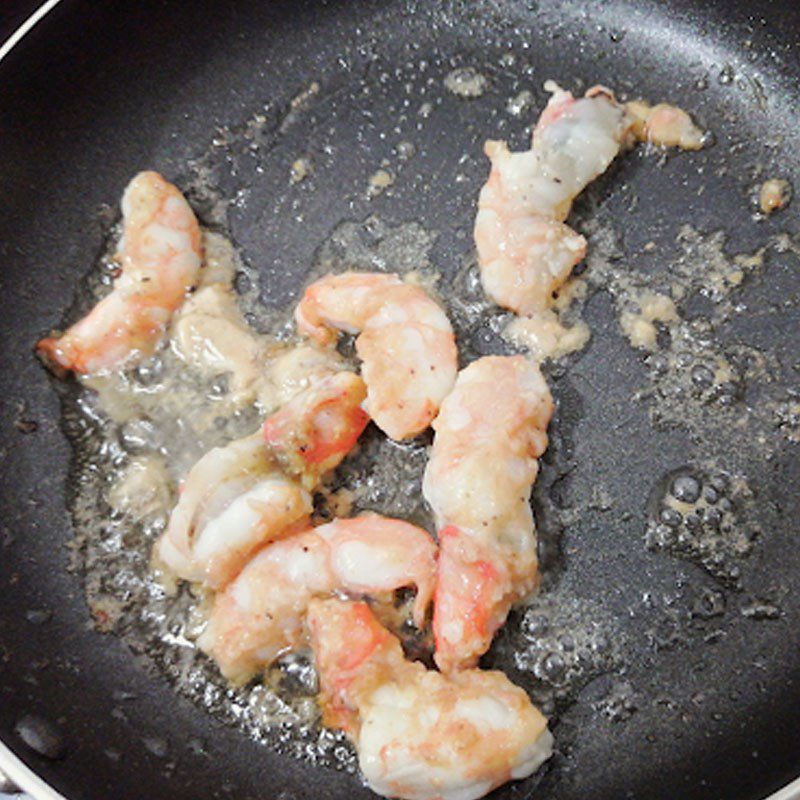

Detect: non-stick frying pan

[1,1,799,798]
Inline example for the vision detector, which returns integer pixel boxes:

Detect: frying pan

[1,1,799,798]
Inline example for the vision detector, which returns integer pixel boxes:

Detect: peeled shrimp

[475,83,630,316]
[263,370,370,489]
[295,272,458,439]
[157,370,369,589]
[422,355,553,672]
[197,514,437,684]
[38,171,201,375]
[155,433,312,591]
[308,598,553,800]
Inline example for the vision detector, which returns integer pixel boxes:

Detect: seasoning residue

[367,168,396,197]
[290,157,313,185]
[505,312,591,362]
[444,67,489,99]
[758,178,792,216]
[618,292,678,351]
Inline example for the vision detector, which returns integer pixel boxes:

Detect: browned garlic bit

[505,311,591,362]
[626,100,705,150]
[619,292,679,351]
[758,178,792,216]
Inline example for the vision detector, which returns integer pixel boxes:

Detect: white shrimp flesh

[38,171,201,375]
[155,433,312,591]
[309,598,553,800]
[295,271,458,439]
[422,355,553,672]
[475,83,630,316]
[197,514,437,684]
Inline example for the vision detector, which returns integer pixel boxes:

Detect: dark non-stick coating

[1,1,799,799]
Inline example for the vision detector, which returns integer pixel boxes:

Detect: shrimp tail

[35,336,75,377]
[263,371,370,487]
[308,598,395,734]
[433,526,514,673]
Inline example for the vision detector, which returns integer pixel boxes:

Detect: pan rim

[3,737,800,800]
[0,743,66,800]
[0,0,64,61]
[0,2,798,800]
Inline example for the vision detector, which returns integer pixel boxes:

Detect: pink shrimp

[295,272,458,440]
[157,371,369,589]
[155,433,313,591]
[422,355,553,672]
[475,83,630,316]
[263,370,370,489]
[37,171,201,375]
[308,598,553,800]
[476,83,704,318]
[197,514,437,684]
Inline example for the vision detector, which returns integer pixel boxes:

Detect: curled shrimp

[37,171,201,375]
[157,371,368,589]
[263,370,370,490]
[295,272,458,440]
[155,433,312,591]
[475,83,630,316]
[422,355,553,672]
[197,514,437,684]
[308,598,553,800]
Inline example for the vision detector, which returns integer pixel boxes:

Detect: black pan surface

[1,1,799,799]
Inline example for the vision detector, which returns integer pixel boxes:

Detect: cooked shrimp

[197,514,437,684]
[308,598,553,800]
[37,171,201,375]
[475,83,630,316]
[263,371,370,489]
[155,433,312,591]
[157,369,368,588]
[422,356,553,672]
[295,272,458,439]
